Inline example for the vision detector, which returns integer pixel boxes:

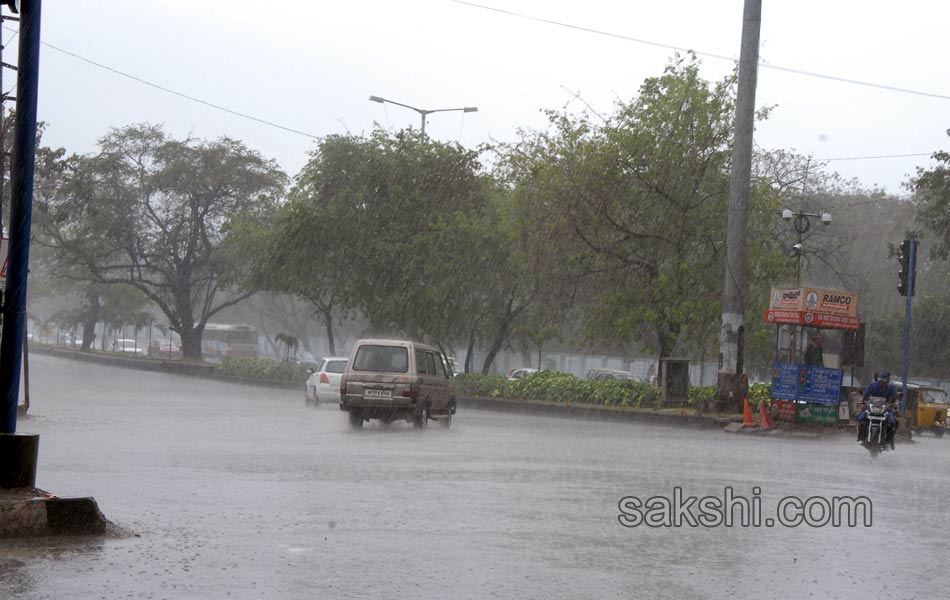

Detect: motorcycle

[861,396,891,457]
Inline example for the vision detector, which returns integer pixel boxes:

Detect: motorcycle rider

[857,370,898,449]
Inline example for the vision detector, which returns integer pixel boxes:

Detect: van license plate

[364,388,392,399]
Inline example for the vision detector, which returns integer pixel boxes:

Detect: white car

[305,357,348,406]
[113,338,145,355]
[506,367,539,381]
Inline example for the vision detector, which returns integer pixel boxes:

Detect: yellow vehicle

[895,382,948,437]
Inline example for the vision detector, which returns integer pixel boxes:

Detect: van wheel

[348,410,363,429]
[413,404,429,429]
[934,426,945,438]
[440,402,456,429]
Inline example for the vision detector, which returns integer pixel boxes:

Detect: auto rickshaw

[894,382,947,437]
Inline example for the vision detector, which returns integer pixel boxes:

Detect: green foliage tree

[915,132,950,259]
[35,124,286,359]
[239,129,529,372]
[500,55,789,364]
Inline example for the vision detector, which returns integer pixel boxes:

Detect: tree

[239,130,512,367]
[503,57,736,359]
[914,132,950,258]
[36,124,286,359]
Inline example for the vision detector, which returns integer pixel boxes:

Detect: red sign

[764,310,861,330]
[773,400,797,422]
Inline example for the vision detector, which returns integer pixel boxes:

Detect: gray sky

[20,0,950,194]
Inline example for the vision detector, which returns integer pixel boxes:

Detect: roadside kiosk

[764,287,861,425]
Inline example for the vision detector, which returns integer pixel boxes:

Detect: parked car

[586,368,639,382]
[447,356,461,376]
[149,338,182,359]
[340,339,456,429]
[506,367,539,381]
[294,350,319,367]
[305,357,348,406]
[113,338,145,355]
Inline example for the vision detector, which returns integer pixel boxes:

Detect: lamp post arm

[426,107,474,114]
[377,97,426,116]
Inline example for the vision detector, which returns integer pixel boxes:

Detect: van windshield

[353,345,409,373]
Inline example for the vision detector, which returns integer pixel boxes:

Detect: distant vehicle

[305,357,348,406]
[586,368,639,382]
[447,356,461,376]
[340,339,456,429]
[506,367,539,381]
[202,323,258,361]
[294,350,319,367]
[113,338,145,355]
[150,338,182,359]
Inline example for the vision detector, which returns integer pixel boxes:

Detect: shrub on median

[454,370,662,408]
[216,357,311,383]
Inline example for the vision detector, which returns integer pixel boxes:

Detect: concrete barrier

[0,492,108,538]
[457,396,730,429]
[29,345,301,390]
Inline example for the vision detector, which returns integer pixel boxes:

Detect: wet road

[3,353,950,599]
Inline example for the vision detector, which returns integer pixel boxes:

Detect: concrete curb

[29,345,302,391]
[457,396,731,430]
[0,494,108,538]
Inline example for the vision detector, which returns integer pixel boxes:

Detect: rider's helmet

[875,370,891,382]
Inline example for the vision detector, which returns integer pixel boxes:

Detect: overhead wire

[0,12,940,163]
[447,0,950,102]
[816,152,934,162]
[2,26,321,140]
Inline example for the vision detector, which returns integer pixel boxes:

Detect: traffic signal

[897,239,917,297]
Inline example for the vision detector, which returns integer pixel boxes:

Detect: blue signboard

[799,365,844,405]
[770,362,799,400]
[770,362,843,405]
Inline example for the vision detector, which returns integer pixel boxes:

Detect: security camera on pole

[778,208,832,361]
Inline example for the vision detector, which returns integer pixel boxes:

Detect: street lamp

[778,208,832,362]
[778,209,831,287]
[369,95,477,136]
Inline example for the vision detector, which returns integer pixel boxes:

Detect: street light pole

[369,95,477,136]
[780,208,832,362]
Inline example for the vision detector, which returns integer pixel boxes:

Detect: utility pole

[717,0,761,406]
[0,0,41,435]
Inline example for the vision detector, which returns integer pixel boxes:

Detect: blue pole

[900,238,916,414]
[0,0,42,435]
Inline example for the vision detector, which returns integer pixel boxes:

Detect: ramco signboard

[769,287,858,317]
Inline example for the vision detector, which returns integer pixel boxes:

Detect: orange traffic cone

[759,401,773,430]
[742,397,755,427]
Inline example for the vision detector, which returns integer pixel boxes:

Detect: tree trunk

[81,290,101,352]
[180,327,203,361]
[464,330,476,374]
[480,298,521,375]
[537,344,542,370]
[481,318,514,375]
[657,320,680,361]
[480,337,505,375]
[323,305,336,356]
